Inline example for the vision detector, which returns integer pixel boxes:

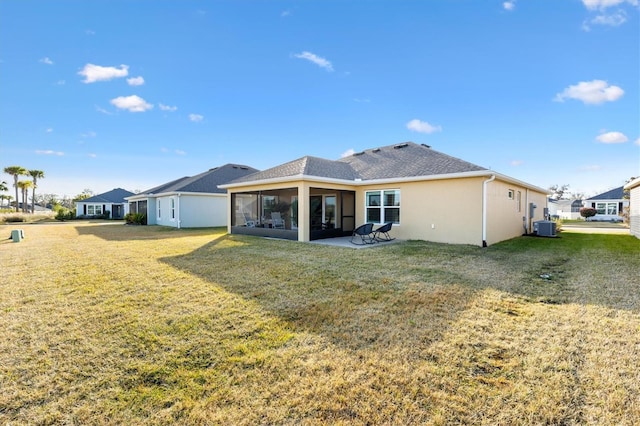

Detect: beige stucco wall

[484,180,548,246]
[356,177,485,245]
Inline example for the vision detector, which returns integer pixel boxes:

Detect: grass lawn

[1,223,639,425]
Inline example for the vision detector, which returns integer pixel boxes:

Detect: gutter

[482,174,496,247]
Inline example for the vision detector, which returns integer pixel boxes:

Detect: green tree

[0,180,7,192]
[3,166,28,212]
[549,184,570,200]
[17,180,33,213]
[580,207,597,221]
[28,169,45,213]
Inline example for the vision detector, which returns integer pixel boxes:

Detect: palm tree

[3,166,27,212]
[28,170,45,213]
[17,180,33,213]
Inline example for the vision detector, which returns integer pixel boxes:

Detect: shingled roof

[588,186,624,200]
[228,142,487,185]
[139,164,259,195]
[82,188,135,203]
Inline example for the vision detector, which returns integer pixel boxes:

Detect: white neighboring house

[125,163,258,228]
[582,186,628,222]
[547,198,583,220]
[75,188,135,219]
[624,177,640,239]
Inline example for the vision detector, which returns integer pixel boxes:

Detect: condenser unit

[533,220,557,237]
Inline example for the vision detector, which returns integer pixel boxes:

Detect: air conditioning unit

[534,220,557,237]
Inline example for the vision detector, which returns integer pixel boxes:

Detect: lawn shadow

[160,235,484,355]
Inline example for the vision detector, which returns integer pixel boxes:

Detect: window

[596,202,617,215]
[366,190,400,224]
[508,189,514,199]
[171,198,175,219]
[87,205,102,216]
[158,200,161,219]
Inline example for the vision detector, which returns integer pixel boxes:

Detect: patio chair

[243,211,257,227]
[271,212,285,229]
[373,222,395,242]
[350,223,376,245]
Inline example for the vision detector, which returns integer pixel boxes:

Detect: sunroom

[228,184,356,241]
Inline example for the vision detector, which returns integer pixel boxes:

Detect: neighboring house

[583,186,628,222]
[126,163,258,228]
[220,142,549,246]
[76,188,135,219]
[548,198,582,220]
[624,177,640,239]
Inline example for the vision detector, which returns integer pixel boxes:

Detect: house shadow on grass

[159,235,491,354]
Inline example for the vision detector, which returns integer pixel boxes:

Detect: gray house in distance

[75,188,135,219]
[126,163,258,228]
[583,186,628,222]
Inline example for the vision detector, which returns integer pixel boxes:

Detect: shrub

[579,207,597,221]
[125,213,146,225]
[55,208,75,221]
[2,214,26,223]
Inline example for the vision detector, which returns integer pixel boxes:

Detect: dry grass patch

[1,223,639,424]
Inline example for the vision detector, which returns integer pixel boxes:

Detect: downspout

[482,174,496,247]
[176,193,181,229]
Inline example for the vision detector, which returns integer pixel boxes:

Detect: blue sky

[1,0,638,199]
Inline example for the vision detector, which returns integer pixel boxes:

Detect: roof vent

[354,151,365,156]
[372,148,381,153]
[393,143,409,149]
[421,143,431,148]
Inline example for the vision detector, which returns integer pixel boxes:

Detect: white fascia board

[219,170,550,194]
[624,177,640,190]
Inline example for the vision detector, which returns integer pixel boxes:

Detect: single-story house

[583,186,628,222]
[624,177,640,239]
[547,198,583,220]
[220,142,549,246]
[75,188,135,219]
[125,163,258,228]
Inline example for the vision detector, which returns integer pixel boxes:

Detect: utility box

[533,220,556,237]
[11,229,24,242]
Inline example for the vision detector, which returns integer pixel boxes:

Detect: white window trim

[365,189,400,225]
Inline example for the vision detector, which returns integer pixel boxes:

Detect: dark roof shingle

[82,188,135,203]
[139,164,259,195]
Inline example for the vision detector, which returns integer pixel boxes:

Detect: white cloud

[86,29,96,35]
[39,57,54,65]
[127,76,145,86]
[583,9,628,30]
[596,131,628,143]
[579,164,603,171]
[554,80,624,104]
[353,98,371,103]
[79,63,129,83]
[175,149,186,156]
[406,119,442,134]
[159,103,177,112]
[46,128,53,133]
[341,149,356,158]
[635,137,640,146]
[503,1,515,11]
[110,95,153,112]
[294,51,334,72]
[55,80,66,85]
[281,10,292,17]
[81,131,97,138]
[95,105,112,115]
[88,153,97,158]
[582,0,637,10]
[36,150,64,156]
[510,160,523,166]
[189,113,204,122]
